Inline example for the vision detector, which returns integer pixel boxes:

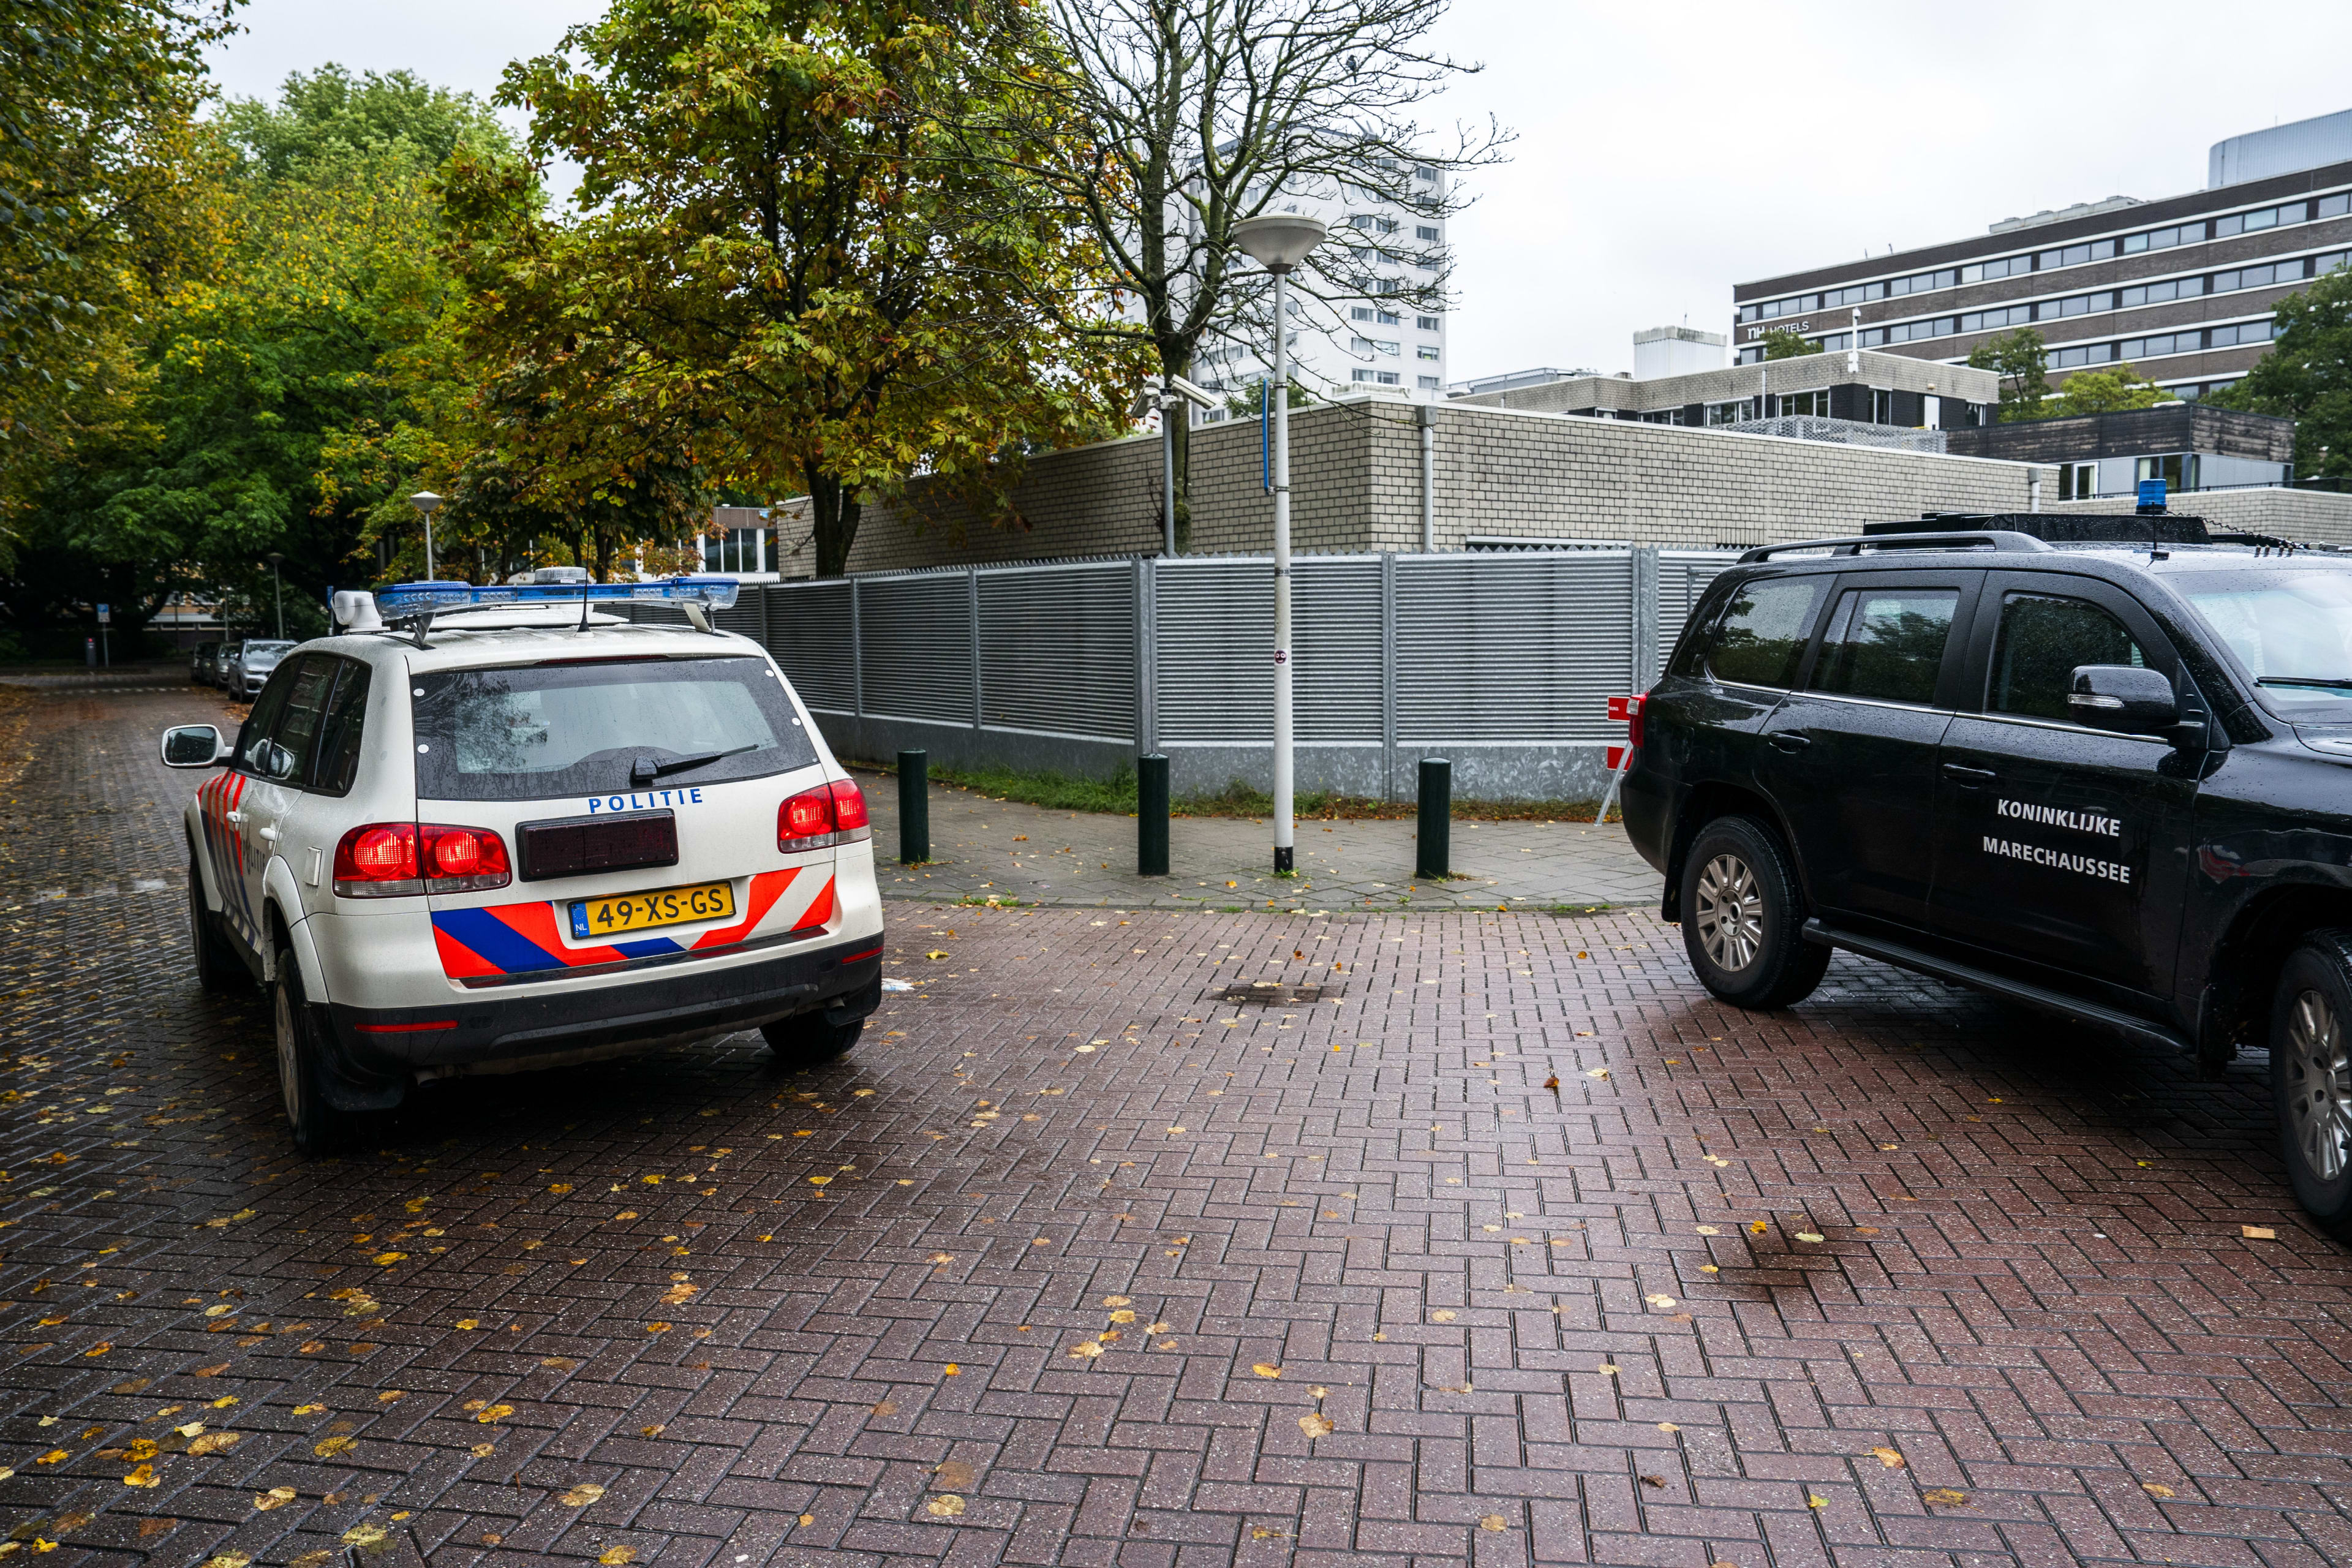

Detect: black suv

[1622,511,2352,1234]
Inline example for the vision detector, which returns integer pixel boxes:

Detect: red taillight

[1627,692,1647,752]
[780,787,834,843]
[333,822,508,897]
[779,779,871,849]
[333,823,420,897]
[420,824,510,892]
[829,778,869,831]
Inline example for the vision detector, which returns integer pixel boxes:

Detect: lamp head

[409,490,444,518]
[1232,213,1327,272]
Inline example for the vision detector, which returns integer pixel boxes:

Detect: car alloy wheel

[2283,986,2352,1183]
[275,974,306,1131]
[1694,852,1764,973]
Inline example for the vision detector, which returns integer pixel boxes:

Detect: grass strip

[847,758,1618,823]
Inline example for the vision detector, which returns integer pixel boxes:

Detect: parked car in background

[223,639,295,700]
[190,641,223,685]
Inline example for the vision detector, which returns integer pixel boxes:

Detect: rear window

[411,656,820,802]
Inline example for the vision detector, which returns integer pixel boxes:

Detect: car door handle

[225,810,243,824]
[258,826,279,843]
[1942,763,1997,784]
[1767,733,1811,753]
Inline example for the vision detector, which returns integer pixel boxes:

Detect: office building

[1186,164,1450,416]
[1732,108,2352,401]
[1451,336,1997,433]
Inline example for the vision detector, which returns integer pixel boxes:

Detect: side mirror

[161,724,226,768]
[2069,665,2178,735]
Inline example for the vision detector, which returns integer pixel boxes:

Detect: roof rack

[1865,511,2212,545]
[1737,530,2054,565]
[341,576,743,647]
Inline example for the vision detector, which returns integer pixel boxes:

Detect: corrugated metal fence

[643,549,1737,800]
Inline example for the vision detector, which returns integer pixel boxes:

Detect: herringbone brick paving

[1,676,2348,1567]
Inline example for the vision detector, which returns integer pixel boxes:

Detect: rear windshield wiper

[2258,676,2352,691]
[632,742,761,783]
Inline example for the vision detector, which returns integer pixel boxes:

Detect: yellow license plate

[570,880,735,939]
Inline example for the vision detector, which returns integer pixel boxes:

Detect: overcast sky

[211,0,2352,382]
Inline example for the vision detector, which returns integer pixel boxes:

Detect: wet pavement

[1,673,2347,1568]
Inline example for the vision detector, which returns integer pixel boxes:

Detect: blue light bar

[372,576,741,617]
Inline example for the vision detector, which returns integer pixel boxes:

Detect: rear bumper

[321,933,883,1084]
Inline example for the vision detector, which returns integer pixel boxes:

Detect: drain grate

[1215,981,1332,1005]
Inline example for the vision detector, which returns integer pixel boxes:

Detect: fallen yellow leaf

[255,1487,297,1511]
[1298,1412,1335,1438]
[1871,1447,1904,1469]
[2141,1481,2175,1498]
[1252,1363,1282,1379]
[1923,1487,1967,1506]
[927,1494,965,1517]
[561,1482,605,1507]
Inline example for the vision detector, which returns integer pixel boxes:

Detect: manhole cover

[1215,981,1330,1005]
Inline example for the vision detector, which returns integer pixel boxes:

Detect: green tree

[15,65,514,645]
[1966,326,2052,420]
[1760,327,1813,361]
[217,64,503,181]
[0,0,239,567]
[2046,363,2175,418]
[462,0,1141,579]
[2206,264,2352,481]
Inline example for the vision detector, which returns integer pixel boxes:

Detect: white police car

[160,576,885,1152]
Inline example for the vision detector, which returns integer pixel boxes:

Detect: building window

[1962,303,2035,332]
[2207,318,2274,349]
[2320,193,2350,220]
[1417,375,1441,389]
[1875,317,1956,345]
[2318,251,2351,277]
[1885,269,1957,298]
[2138,454,2199,492]
[2051,342,2116,368]
[2123,222,2203,254]
[1705,399,1755,425]
[1351,368,1374,382]
[2035,238,2116,271]
[2040,292,2110,319]
[2120,331,2203,359]
[1962,255,2034,284]
[1416,345,1439,361]
[1348,213,1376,230]
[1351,335,1377,353]
[1415,224,1439,241]
[1351,306,1374,321]
[1735,346,1763,365]
[2119,277,2202,307]
[2214,202,2307,238]
[1413,164,1437,181]
[2059,462,2097,500]
[1416,315,1441,332]
[2212,260,2304,292]
[1871,389,1893,424]
[1768,390,1830,418]
[1376,371,1400,385]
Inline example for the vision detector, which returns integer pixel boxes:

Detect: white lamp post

[409,491,443,579]
[1230,212,1325,874]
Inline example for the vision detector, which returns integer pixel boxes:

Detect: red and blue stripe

[429,868,832,981]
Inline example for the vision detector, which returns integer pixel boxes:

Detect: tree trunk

[809,470,862,578]
[1169,411,1192,554]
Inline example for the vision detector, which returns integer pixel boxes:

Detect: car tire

[189,855,247,994]
[273,946,350,1155]
[2271,933,2352,1239]
[1678,815,1830,1010]
[761,1010,863,1071]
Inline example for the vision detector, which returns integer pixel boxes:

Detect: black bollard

[1415,756,1451,880]
[1137,753,1170,876]
[899,749,929,864]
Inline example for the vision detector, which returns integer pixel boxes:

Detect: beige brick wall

[842,395,2055,569]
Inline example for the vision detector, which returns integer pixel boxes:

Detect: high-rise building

[1186,163,1450,421]
[1730,108,2352,402]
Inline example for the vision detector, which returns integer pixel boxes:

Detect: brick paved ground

[852,772,1656,914]
[3,674,2350,1568]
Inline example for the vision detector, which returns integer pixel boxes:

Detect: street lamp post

[266,551,285,638]
[1229,213,1326,875]
[409,491,444,579]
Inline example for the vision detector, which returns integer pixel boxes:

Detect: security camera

[1166,374,1218,410]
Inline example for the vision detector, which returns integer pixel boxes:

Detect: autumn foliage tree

[460,0,1144,578]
